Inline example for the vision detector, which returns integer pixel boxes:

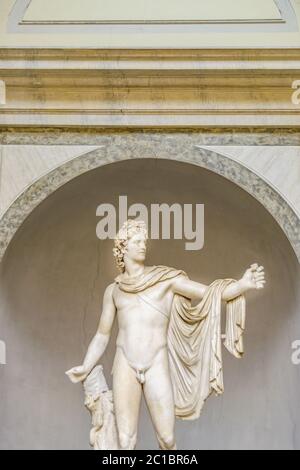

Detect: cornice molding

[1,48,300,60]
[0,48,299,127]
[0,127,299,146]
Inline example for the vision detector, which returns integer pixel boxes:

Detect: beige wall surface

[0,159,299,449]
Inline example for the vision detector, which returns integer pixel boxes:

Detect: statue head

[113,220,148,272]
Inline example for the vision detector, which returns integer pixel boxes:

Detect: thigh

[143,349,175,436]
[112,347,142,435]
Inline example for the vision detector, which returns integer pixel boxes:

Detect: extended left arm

[173,263,265,301]
[221,264,265,300]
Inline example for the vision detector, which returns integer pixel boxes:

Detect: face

[124,232,147,264]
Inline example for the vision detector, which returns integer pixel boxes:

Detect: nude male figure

[66,220,265,450]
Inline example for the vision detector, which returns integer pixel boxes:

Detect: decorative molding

[1,128,300,146]
[1,47,300,61]
[19,20,286,25]
[0,48,300,127]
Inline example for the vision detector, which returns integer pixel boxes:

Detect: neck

[124,259,145,278]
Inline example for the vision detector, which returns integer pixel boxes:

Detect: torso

[112,278,174,370]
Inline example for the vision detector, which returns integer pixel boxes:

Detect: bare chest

[113,280,173,320]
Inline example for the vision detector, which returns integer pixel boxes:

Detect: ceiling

[21,0,282,23]
[0,0,300,48]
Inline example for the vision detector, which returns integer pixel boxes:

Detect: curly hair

[113,219,148,273]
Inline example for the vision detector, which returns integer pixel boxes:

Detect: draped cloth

[115,265,246,421]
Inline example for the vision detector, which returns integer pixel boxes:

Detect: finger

[65,371,76,382]
[254,270,265,276]
[257,266,264,272]
[250,263,259,270]
[255,273,265,280]
[69,375,79,384]
[256,281,266,288]
[68,367,81,375]
[254,269,265,275]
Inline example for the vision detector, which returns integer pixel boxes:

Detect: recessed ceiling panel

[22,0,283,24]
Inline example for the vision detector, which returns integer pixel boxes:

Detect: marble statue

[66,219,266,450]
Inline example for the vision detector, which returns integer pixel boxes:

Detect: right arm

[65,283,116,383]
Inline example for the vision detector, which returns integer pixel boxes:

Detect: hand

[65,365,89,384]
[241,263,266,291]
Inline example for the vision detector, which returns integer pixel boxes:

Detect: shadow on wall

[0,158,299,450]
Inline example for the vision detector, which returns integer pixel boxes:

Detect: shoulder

[157,266,189,288]
[162,265,189,277]
[154,265,188,276]
[104,282,115,298]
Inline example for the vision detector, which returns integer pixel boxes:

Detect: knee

[118,430,137,450]
[158,433,176,450]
